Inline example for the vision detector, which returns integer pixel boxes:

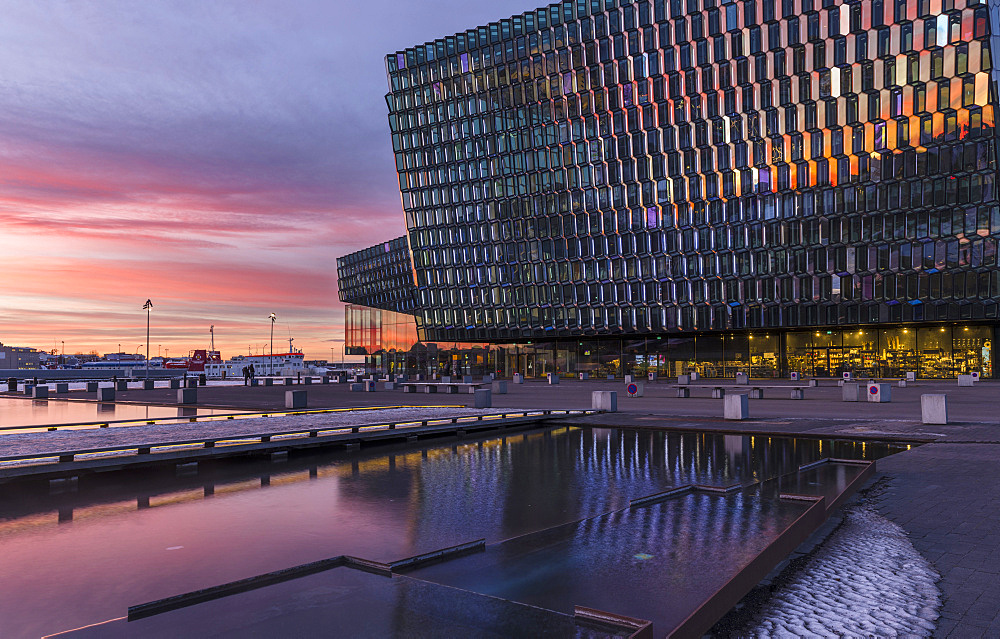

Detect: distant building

[0,343,41,369]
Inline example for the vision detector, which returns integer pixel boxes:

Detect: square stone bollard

[492,380,508,394]
[592,390,617,412]
[142,379,155,390]
[6,377,16,392]
[789,388,805,400]
[23,384,34,395]
[349,383,363,392]
[87,382,99,392]
[513,373,524,384]
[898,380,907,388]
[957,375,974,387]
[55,383,69,394]
[647,371,657,382]
[906,371,916,382]
[921,394,948,425]
[711,387,726,399]
[264,378,274,386]
[32,385,49,399]
[580,372,589,380]
[284,377,294,386]
[482,374,492,382]
[169,378,182,389]
[724,393,749,420]
[624,374,634,384]
[547,373,560,385]
[735,372,749,385]
[676,387,690,398]
[186,378,198,388]
[690,372,700,381]
[384,382,395,390]
[808,379,818,387]
[441,376,452,383]
[462,375,473,384]
[842,383,860,402]
[474,388,492,408]
[97,386,115,401]
[304,377,312,385]
[322,376,330,384]
[607,374,615,380]
[177,388,197,404]
[116,380,128,391]
[677,374,690,385]
[364,380,377,392]
[749,388,764,399]
[867,383,891,402]
[285,389,307,409]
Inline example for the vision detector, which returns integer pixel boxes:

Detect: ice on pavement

[746,500,941,637]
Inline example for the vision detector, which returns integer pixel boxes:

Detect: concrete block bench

[285,389,307,409]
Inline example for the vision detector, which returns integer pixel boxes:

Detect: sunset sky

[0,0,530,361]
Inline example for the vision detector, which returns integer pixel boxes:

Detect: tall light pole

[143,299,152,379]
[269,313,276,376]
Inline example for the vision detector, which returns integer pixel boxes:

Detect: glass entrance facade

[346,304,996,378]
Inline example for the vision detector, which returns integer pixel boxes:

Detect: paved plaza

[3,377,998,636]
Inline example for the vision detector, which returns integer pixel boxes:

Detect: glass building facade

[339,0,1000,378]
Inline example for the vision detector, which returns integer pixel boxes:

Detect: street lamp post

[143,300,152,379]
[269,313,276,377]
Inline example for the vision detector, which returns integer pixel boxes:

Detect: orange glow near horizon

[0,163,402,360]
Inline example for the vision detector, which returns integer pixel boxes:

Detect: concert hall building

[337,0,999,379]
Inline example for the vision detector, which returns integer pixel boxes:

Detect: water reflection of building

[338,0,1000,379]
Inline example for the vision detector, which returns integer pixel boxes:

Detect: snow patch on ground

[746,501,941,637]
[0,407,539,459]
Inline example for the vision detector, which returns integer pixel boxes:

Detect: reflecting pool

[0,427,909,638]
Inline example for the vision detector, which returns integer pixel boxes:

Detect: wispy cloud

[0,0,532,357]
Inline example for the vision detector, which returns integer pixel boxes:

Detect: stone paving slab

[7,378,1000,425]
[870,442,1000,637]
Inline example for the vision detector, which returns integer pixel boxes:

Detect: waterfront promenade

[3,377,998,636]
